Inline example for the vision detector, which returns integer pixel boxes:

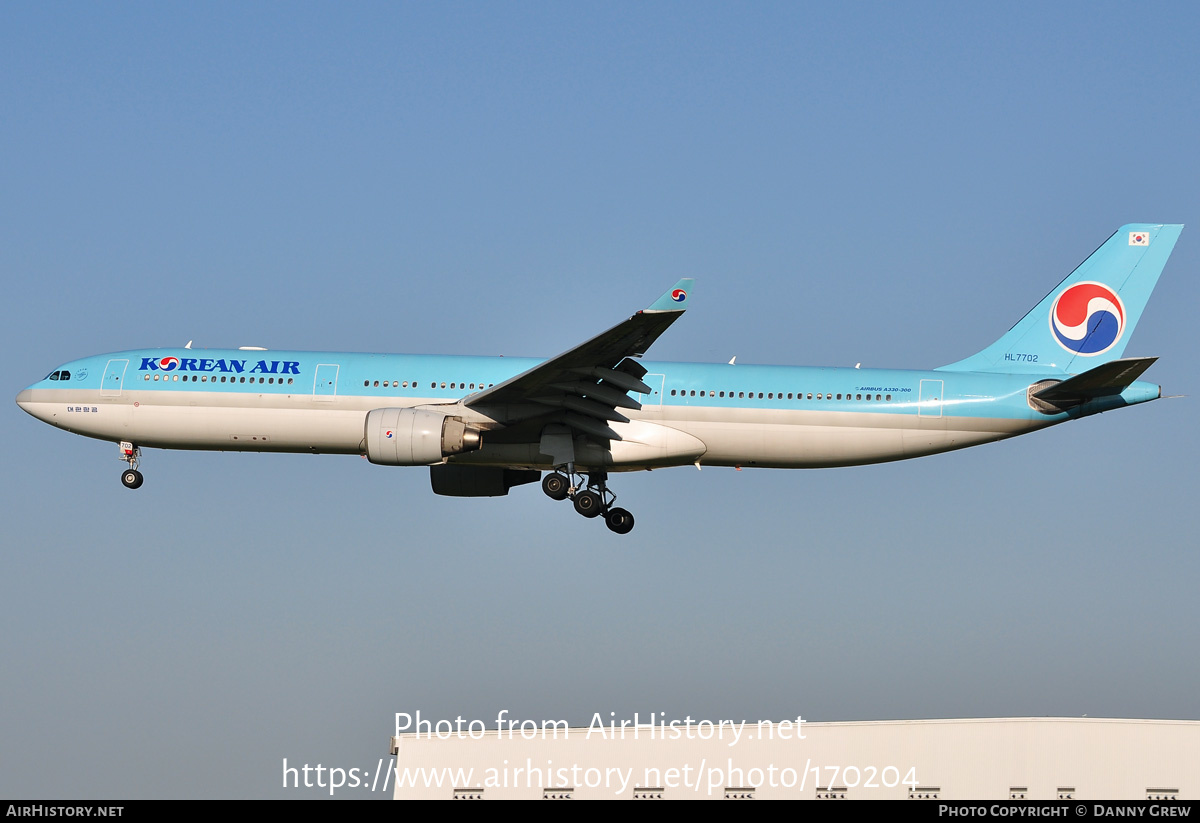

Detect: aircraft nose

[16,388,47,422]
[16,387,61,426]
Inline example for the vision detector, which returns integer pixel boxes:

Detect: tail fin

[938,224,1182,374]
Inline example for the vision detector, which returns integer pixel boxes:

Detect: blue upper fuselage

[22,347,1160,423]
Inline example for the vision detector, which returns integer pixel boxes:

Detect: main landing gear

[118,441,143,489]
[542,468,635,535]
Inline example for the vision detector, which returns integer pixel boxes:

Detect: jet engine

[365,408,483,466]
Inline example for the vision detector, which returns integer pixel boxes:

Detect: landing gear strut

[541,468,635,534]
[118,441,143,490]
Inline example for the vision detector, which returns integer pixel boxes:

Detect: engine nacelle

[429,465,540,497]
[365,408,483,466]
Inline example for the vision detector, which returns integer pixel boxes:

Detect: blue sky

[2,2,1198,798]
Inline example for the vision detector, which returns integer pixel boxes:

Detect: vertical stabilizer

[939,224,1182,373]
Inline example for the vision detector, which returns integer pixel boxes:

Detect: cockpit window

[46,370,71,381]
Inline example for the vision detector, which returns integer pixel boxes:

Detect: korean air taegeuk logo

[1049,282,1126,356]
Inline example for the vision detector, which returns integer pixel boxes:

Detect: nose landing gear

[542,468,635,534]
[118,441,143,489]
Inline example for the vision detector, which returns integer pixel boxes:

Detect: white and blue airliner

[16,223,1182,534]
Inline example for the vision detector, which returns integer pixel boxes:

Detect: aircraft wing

[1032,357,1158,409]
[464,279,693,440]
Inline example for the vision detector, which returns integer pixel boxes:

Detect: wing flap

[548,381,643,410]
[568,367,651,395]
[530,394,631,423]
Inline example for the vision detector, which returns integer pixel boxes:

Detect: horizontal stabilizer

[1032,357,1158,408]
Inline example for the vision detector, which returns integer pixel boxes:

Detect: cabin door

[635,374,666,407]
[313,364,339,399]
[101,359,128,398]
[919,379,943,418]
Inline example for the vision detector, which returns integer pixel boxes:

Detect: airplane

[16,223,1182,535]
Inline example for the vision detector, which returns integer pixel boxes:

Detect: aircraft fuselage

[16,348,1157,470]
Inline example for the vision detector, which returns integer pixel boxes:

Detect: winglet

[644,279,694,313]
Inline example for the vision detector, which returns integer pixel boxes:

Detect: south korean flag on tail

[1129,231,1150,246]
